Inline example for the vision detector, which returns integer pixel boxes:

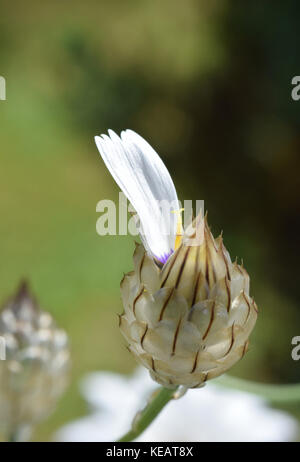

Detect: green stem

[215,374,300,404]
[117,386,178,442]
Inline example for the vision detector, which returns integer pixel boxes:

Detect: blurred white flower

[57,368,298,442]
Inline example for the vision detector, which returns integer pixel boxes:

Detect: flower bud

[119,216,258,389]
[0,282,70,436]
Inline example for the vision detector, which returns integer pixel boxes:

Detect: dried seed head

[119,216,258,389]
[0,281,70,434]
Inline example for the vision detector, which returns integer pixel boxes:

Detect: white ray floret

[95,129,180,263]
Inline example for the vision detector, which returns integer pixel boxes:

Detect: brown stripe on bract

[225,277,231,312]
[202,301,216,340]
[205,242,210,287]
[120,271,135,287]
[160,246,181,288]
[132,285,144,315]
[151,357,156,372]
[139,252,146,280]
[140,323,148,348]
[154,258,164,269]
[191,349,200,373]
[175,246,191,288]
[205,231,218,285]
[224,323,235,356]
[242,291,251,324]
[189,244,201,307]
[236,264,244,276]
[171,317,182,356]
[158,287,175,321]
[120,273,126,287]
[117,311,125,327]
[252,300,258,314]
[117,313,122,328]
[241,340,249,358]
[220,240,231,281]
[204,232,210,287]
[203,372,211,382]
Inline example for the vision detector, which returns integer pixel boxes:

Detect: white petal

[95,130,179,262]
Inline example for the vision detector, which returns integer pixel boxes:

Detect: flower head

[0,282,70,438]
[95,130,258,388]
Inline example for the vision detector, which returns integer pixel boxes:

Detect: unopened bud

[119,216,258,389]
[0,281,70,436]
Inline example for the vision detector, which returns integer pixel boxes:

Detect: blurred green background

[0,0,300,441]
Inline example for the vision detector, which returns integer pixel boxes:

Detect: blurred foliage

[0,0,299,441]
